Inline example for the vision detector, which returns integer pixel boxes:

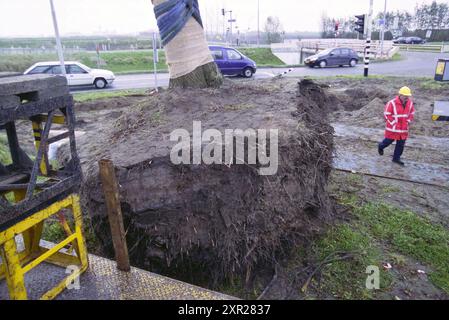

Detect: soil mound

[342,97,386,127]
[342,88,389,111]
[78,79,335,284]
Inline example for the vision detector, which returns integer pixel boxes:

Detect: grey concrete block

[0,75,68,96]
[0,95,21,109]
[36,86,70,101]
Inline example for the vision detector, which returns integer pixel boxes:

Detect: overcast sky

[0,0,443,37]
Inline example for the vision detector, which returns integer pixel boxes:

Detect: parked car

[405,36,426,44]
[393,37,408,44]
[24,61,115,89]
[209,46,257,78]
[304,48,359,68]
[393,36,426,44]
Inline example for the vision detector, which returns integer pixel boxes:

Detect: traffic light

[222,8,225,16]
[335,21,339,32]
[355,14,366,36]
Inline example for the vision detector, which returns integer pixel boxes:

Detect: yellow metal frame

[0,194,88,300]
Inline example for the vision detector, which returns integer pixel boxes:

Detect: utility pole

[152,32,159,92]
[380,0,387,57]
[229,10,234,45]
[222,8,226,43]
[222,8,235,45]
[257,0,260,46]
[49,0,66,76]
[364,0,374,77]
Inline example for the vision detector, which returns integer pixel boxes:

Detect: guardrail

[297,39,394,57]
[394,43,449,53]
[0,47,83,55]
[272,39,396,59]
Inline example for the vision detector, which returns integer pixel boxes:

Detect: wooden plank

[48,132,70,144]
[25,111,54,199]
[0,173,29,185]
[98,159,130,272]
[4,122,21,167]
[0,183,55,192]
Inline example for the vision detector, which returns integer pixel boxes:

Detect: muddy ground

[60,76,449,300]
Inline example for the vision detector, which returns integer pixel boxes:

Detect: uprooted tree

[77,1,335,290]
[151,0,223,88]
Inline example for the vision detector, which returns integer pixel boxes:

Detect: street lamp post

[380,0,388,57]
[257,0,260,46]
[222,9,235,45]
[229,10,233,44]
[49,0,66,76]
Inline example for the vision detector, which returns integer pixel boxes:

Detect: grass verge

[420,79,449,90]
[305,193,449,298]
[308,223,392,299]
[238,48,285,67]
[353,201,449,294]
[337,194,449,292]
[73,89,146,103]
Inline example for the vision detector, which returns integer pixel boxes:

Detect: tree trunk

[152,0,223,88]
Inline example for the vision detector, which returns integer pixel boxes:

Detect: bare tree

[264,16,283,44]
[152,0,222,88]
[415,1,449,29]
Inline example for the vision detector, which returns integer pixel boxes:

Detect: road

[71,51,447,93]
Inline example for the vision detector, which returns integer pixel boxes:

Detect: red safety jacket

[384,96,415,140]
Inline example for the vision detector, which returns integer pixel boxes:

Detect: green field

[0,48,288,74]
[0,50,168,74]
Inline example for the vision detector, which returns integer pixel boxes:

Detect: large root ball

[79,79,335,284]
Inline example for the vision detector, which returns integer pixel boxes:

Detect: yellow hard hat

[399,86,412,97]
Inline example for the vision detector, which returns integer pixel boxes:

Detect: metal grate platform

[0,239,235,300]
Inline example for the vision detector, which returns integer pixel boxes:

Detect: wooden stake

[99,159,130,272]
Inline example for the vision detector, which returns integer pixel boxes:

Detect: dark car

[209,46,257,78]
[393,37,408,44]
[405,36,426,44]
[304,47,359,68]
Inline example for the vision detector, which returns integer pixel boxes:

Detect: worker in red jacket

[378,86,415,166]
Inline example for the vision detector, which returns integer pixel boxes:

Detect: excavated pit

[77,79,335,285]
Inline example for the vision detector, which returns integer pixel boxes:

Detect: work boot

[378,144,384,156]
[392,159,405,166]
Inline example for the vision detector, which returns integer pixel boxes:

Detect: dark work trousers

[379,139,406,161]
